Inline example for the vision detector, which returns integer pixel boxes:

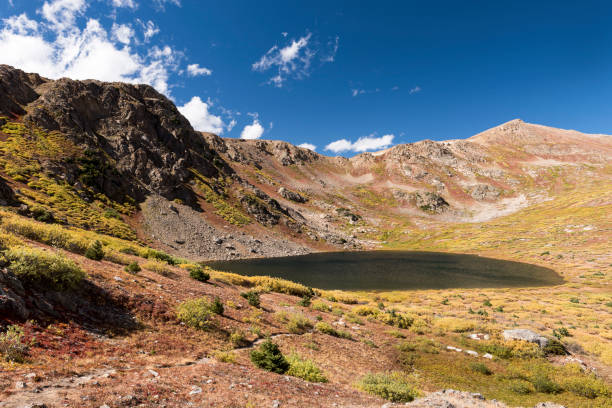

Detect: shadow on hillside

[0,272,139,334]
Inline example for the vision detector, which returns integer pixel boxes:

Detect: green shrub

[229,330,247,347]
[562,375,610,399]
[143,249,178,265]
[286,313,313,334]
[30,205,55,223]
[542,339,567,356]
[213,350,236,363]
[241,290,261,308]
[297,296,311,307]
[84,240,104,261]
[509,379,534,394]
[315,322,352,339]
[397,338,441,354]
[143,260,176,277]
[532,373,562,394]
[357,372,419,402]
[312,301,331,312]
[250,339,289,374]
[211,296,224,315]
[287,353,327,382]
[188,265,210,282]
[0,325,29,363]
[103,208,121,219]
[176,298,214,330]
[552,327,571,339]
[470,362,492,375]
[6,247,85,290]
[124,261,141,274]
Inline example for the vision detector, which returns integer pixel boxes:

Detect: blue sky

[1,1,611,155]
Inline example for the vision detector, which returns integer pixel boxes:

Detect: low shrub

[397,338,441,354]
[435,317,475,333]
[562,375,610,399]
[357,372,419,402]
[210,296,224,315]
[315,322,352,339]
[142,248,179,265]
[30,205,55,223]
[5,247,85,290]
[213,350,236,363]
[250,339,289,374]
[229,330,247,347]
[176,298,215,330]
[84,240,104,261]
[104,250,131,265]
[285,313,313,334]
[241,290,261,308]
[188,265,210,282]
[542,338,567,356]
[297,295,311,307]
[124,261,141,274]
[470,362,492,375]
[509,379,534,394]
[312,301,331,312]
[287,353,327,382]
[0,325,29,363]
[143,260,176,278]
[532,372,562,394]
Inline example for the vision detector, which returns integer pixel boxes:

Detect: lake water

[205,251,564,291]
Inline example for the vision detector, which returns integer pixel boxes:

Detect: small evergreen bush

[124,261,141,274]
[250,339,289,374]
[176,298,214,330]
[188,265,210,282]
[210,296,224,315]
[357,372,419,402]
[85,240,104,261]
[287,353,327,382]
[241,290,261,307]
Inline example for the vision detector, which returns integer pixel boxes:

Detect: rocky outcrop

[406,389,566,408]
[1,65,224,204]
[502,329,549,347]
[413,191,449,213]
[278,187,307,203]
[469,184,501,201]
[0,176,17,206]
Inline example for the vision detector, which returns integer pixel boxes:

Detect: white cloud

[298,143,316,151]
[227,119,237,132]
[351,88,365,97]
[138,19,159,41]
[111,23,134,44]
[409,86,421,94]
[153,0,181,10]
[325,134,395,153]
[177,96,224,134]
[0,2,181,96]
[111,0,137,8]
[187,63,212,76]
[240,118,264,140]
[322,35,339,62]
[253,32,336,87]
[391,85,399,91]
[41,0,86,32]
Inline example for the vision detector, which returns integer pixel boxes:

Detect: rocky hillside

[1,65,610,262]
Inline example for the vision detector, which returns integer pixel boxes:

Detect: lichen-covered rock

[503,329,549,347]
[413,191,449,213]
[278,187,307,203]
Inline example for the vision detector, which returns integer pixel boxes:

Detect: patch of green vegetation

[0,325,29,363]
[5,247,86,290]
[84,240,104,261]
[250,339,289,374]
[315,322,352,339]
[176,297,216,330]
[124,261,141,274]
[188,265,210,282]
[357,372,419,403]
[241,290,261,308]
[191,169,251,226]
[287,353,327,382]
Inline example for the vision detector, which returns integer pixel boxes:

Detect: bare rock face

[413,191,449,213]
[278,187,307,203]
[503,329,549,347]
[469,184,501,201]
[0,65,223,204]
[0,176,17,206]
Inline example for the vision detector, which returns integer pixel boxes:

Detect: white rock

[189,386,202,395]
[483,353,493,359]
[148,369,159,377]
[113,276,123,282]
[465,350,479,357]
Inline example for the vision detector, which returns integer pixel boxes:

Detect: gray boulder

[502,329,549,347]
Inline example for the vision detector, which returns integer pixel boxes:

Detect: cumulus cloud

[137,19,159,41]
[0,0,181,96]
[240,118,264,140]
[153,0,181,10]
[111,0,137,8]
[252,32,337,87]
[409,86,421,94]
[297,143,316,151]
[177,96,224,134]
[187,63,212,76]
[111,23,134,44]
[325,134,395,153]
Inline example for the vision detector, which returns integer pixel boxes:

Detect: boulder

[502,329,549,347]
[278,187,307,203]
